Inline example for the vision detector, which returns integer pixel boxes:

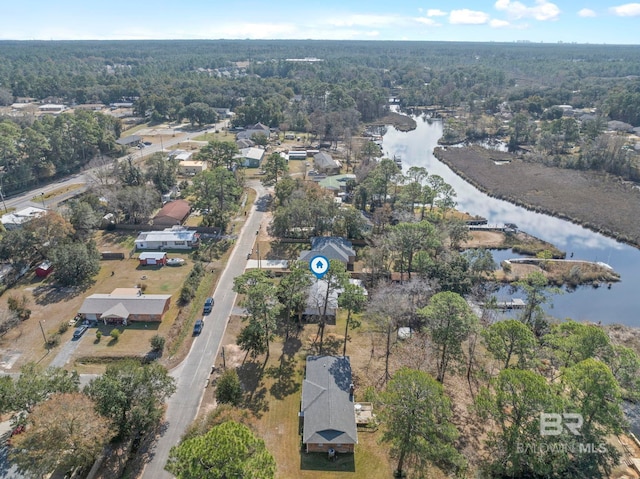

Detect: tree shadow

[300,451,355,472]
[265,355,300,400]
[236,360,269,417]
[32,282,93,306]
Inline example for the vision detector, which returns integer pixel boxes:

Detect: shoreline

[433,145,640,250]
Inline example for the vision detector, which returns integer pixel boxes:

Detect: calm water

[382,116,640,326]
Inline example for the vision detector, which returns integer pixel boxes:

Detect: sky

[2,0,640,44]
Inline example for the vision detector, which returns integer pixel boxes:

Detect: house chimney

[349,383,355,401]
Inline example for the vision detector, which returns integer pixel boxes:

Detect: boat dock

[495,298,526,310]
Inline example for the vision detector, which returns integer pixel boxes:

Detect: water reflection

[382,118,640,326]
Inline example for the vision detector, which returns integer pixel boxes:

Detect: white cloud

[490,18,511,27]
[577,8,596,17]
[610,3,640,16]
[416,17,439,26]
[449,9,491,25]
[495,0,561,21]
[325,14,401,28]
[427,9,447,17]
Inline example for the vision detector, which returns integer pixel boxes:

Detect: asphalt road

[1,121,226,213]
[141,180,268,479]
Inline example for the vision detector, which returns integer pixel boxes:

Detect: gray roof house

[301,356,357,453]
[235,147,264,168]
[78,288,171,324]
[115,135,142,146]
[303,279,339,320]
[298,237,356,270]
[313,152,341,175]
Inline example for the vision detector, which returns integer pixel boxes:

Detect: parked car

[203,297,214,314]
[72,325,88,340]
[193,319,204,335]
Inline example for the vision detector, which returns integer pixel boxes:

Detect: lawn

[0,231,196,373]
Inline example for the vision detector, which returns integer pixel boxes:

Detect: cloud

[427,9,447,17]
[610,3,640,16]
[416,17,439,26]
[449,9,491,25]
[490,18,511,27]
[495,0,561,21]
[577,8,596,17]
[325,14,401,28]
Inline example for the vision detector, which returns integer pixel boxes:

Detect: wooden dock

[494,298,526,310]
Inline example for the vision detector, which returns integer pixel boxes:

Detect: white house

[1,206,46,230]
[135,226,200,250]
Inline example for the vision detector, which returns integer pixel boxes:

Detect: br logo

[540,413,583,436]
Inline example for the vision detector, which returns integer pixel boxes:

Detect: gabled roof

[153,200,191,223]
[301,356,357,445]
[116,135,141,146]
[78,293,171,316]
[303,279,339,317]
[314,151,340,169]
[238,147,264,161]
[1,206,46,227]
[298,237,355,264]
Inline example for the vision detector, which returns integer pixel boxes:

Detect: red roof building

[153,200,191,227]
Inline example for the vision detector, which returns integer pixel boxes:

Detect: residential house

[303,279,339,321]
[152,200,191,227]
[318,174,356,193]
[298,237,356,270]
[300,356,357,454]
[38,104,66,114]
[138,252,168,266]
[78,287,171,324]
[236,123,271,142]
[1,206,46,230]
[178,160,208,176]
[236,138,254,149]
[135,226,200,250]
[236,147,264,168]
[115,135,142,147]
[313,152,341,175]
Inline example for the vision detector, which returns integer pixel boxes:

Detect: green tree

[475,368,563,477]
[196,140,239,169]
[166,421,276,479]
[84,360,176,438]
[215,369,243,406]
[338,282,367,357]
[310,260,349,354]
[380,368,464,477]
[145,153,177,193]
[67,200,101,238]
[50,240,100,286]
[482,319,536,369]
[233,270,281,361]
[386,220,440,279]
[606,345,640,400]
[190,167,241,231]
[544,320,611,368]
[512,270,559,336]
[181,102,217,126]
[418,291,477,383]
[261,152,288,186]
[10,393,114,478]
[11,363,80,414]
[276,260,312,339]
[150,334,166,353]
[561,358,625,477]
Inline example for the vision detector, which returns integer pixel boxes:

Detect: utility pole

[39,320,48,348]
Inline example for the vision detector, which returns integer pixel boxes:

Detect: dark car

[203,297,214,314]
[72,325,88,340]
[193,319,204,335]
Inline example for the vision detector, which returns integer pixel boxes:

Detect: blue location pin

[309,255,329,279]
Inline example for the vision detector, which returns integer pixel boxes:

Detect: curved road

[141,180,268,479]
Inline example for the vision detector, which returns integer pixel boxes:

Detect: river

[381,115,640,327]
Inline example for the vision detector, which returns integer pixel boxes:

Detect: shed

[138,252,168,266]
[35,261,53,278]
